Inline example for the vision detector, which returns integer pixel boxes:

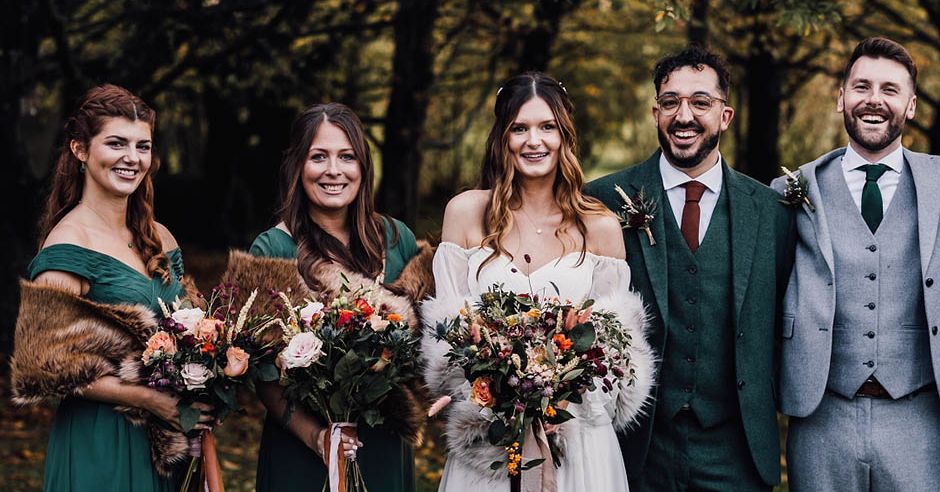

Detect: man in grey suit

[772,37,940,491]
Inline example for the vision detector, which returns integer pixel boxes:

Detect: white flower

[369,314,390,332]
[299,302,325,326]
[180,363,213,390]
[278,332,325,370]
[171,307,206,334]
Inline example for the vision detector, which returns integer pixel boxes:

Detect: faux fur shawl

[219,244,435,445]
[420,284,656,480]
[10,280,193,477]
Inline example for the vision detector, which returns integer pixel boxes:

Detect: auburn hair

[478,72,610,275]
[38,84,169,281]
[277,103,394,288]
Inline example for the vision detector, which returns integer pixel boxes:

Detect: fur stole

[219,245,435,446]
[11,280,190,477]
[420,285,655,480]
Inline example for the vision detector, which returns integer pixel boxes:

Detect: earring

[79,162,86,173]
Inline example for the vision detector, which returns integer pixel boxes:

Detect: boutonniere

[778,166,815,212]
[614,185,658,246]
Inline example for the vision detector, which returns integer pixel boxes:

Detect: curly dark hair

[652,45,731,97]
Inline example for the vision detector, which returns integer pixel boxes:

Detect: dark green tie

[859,163,890,232]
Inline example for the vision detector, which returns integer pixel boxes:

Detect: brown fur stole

[11,280,190,477]
[219,244,435,446]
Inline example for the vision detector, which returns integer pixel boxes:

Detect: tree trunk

[376,0,440,226]
[688,0,710,46]
[516,0,581,73]
[737,38,783,184]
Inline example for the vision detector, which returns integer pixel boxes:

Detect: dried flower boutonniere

[614,185,658,246]
[779,166,815,212]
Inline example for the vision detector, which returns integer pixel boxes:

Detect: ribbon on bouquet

[325,422,358,492]
[520,420,556,492]
[182,431,224,492]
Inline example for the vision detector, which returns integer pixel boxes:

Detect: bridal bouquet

[147,284,280,491]
[431,284,636,484]
[270,278,422,492]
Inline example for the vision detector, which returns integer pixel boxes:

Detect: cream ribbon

[519,420,557,492]
[328,422,357,492]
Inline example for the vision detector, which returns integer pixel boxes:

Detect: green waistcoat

[659,184,737,428]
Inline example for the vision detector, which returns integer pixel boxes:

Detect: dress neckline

[39,243,181,280]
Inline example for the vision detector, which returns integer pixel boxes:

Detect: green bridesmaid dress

[251,218,419,492]
[28,244,187,492]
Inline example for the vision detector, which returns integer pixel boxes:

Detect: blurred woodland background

[3,0,940,489]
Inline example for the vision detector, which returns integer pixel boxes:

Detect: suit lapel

[626,152,669,327]
[725,164,758,322]
[905,150,940,273]
[804,149,842,274]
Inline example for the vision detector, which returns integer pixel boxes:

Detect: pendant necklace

[518,206,546,235]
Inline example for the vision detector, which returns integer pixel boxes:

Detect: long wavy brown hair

[277,103,394,287]
[478,72,610,274]
[37,84,169,281]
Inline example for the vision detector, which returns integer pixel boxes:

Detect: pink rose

[195,318,223,341]
[223,347,250,377]
[142,331,177,363]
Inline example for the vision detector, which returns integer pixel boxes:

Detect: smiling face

[839,56,916,158]
[507,96,562,181]
[302,120,362,217]
[653,65,734,175]
[73,117,153,198]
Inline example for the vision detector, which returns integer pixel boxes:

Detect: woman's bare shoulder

[585,213,625,259]
[442,190,489,247]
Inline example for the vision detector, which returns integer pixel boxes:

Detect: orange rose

[385,313,402,323]
[354,298,375,317]
[470,376,496,408]
[337,309,355,327]
[223,346,250,377]
[553,334,573,352]
[142,331,176,363]
[195,318,223,341]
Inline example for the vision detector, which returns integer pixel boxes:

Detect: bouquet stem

[325,422,365,492]
[178,431,225,492]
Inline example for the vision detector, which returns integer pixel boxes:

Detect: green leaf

[561,368,584,382]
[569,323,597,352]
[357,374,392,404]
[256,363,279,382]
[213,384,238,410]
[487,419,507,445]
[334,350,365,381]
[520,458,546,470]
[545,407,574,425]
[329,392,348,417]
[489,461,505,471]
[361,408,383,427]
[177,402,201,433]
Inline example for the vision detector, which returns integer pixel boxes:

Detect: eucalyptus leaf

[569,323,596,352]
[521,458,546,470]
[256,363,279,382]
[177,402,201,433]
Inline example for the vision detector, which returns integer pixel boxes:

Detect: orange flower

[223,346,250,377]
[544,405,557,417]
[564,308,579,330]
[385,313,402,323]
[470,376,496,408]
[142,331,176,363]
[354,298,375,317]
[337,309,355,327]
[553,333,573,351]
[200,341,216,355]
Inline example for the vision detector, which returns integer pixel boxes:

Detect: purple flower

[508,375,520,387]
[541,387,554,397]
[612,366,625,378]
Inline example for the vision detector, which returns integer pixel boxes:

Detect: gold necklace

[516,206,549,235]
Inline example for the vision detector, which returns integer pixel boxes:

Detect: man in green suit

[584,46,790,491]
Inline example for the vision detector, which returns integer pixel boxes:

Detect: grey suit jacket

[770,147,940,417]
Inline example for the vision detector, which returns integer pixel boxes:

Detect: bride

[422,72,655,491]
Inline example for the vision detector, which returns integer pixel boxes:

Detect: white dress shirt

[841,144,904,214]
[659,153,724,244]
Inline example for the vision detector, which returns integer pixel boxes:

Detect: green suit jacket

[584,151,790,486]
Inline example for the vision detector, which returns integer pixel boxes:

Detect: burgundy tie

[681,181,707,253]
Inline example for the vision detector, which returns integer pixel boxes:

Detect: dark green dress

[251,219,419,492]
[28,244,186,492]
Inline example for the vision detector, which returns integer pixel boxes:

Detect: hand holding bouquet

[270,278,422,492]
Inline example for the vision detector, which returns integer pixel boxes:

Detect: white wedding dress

[422,242,655,492]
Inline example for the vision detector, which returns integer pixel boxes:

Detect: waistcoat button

[927,278,935,287]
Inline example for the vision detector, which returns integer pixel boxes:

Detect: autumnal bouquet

[269,278,422,492]
[148,284,280,492]
[430,284,636,491]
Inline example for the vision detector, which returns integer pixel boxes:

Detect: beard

[844,104,905,153]
[657,121,721,169]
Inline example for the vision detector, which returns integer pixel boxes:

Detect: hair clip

[496,86,504,96]
[558,80,567,94]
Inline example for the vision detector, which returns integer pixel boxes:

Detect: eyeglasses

[656,94,726,116]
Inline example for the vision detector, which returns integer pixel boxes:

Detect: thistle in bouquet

[145,283,280,491]
[432,285,636,487]
[271,278,421,492]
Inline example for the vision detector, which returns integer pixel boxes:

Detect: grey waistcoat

[818,159,932,399]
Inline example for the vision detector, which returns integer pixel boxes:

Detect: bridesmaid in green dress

[252,102,418,492]
[25,85,214,492]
